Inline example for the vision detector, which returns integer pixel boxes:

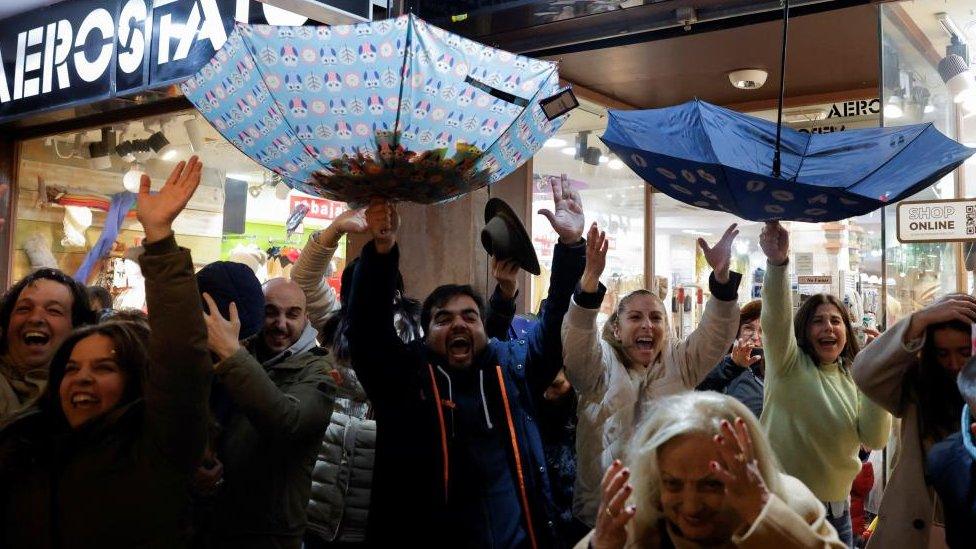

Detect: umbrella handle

[772,0,790,178]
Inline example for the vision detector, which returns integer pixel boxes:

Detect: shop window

[881,3,965,320]
[12,110,350,310]
[529,100,646,321]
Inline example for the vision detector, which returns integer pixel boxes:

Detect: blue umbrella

[601,99,975,222]
[181,14,567,204]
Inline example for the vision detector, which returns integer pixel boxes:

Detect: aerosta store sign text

[0,0,317,122]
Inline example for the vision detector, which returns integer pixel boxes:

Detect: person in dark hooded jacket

[0,157,211,548]
[347,179,588,548]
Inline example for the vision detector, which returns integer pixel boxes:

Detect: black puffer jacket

[0,236,212,548]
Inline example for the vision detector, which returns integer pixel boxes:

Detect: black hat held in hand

[481,198,541,276]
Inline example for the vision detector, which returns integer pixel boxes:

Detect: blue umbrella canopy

[601,99,975,222]
[181,14,567,204]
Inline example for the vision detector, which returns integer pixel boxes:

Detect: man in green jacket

[202,274,336,549]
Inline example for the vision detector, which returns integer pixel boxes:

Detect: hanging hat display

[61,205,93,248]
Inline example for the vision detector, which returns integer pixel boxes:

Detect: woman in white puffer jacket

[561,223,743,527]
[292,209,420,546]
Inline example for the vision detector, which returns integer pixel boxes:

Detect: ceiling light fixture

[884,95,904,119]
[147,130,173,156]
[122,164,145,193]
[728,68,768,90]
[938,44,976,104]
[88,127,115,170]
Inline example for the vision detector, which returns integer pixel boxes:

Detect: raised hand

[591,460,636,549]
[492,258,520,301]
[699,223,738,284]
[906,293,976,342]
[730,339,761,369]
[136,156,203,243]
[538,174,584,245]
[759,221,790,266]
[365,199,399,254]
[580,222,608,293]
[711,418,770,526]
[201,292,242,362]
[316,207,368,247]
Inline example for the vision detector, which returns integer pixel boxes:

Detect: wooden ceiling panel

[551,5,880,108]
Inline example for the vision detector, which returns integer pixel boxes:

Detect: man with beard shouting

[346,180,588,549]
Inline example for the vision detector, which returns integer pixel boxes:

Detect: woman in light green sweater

[758,221,891,549]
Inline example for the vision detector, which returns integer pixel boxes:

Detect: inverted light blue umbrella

[601,100,974,222]
[181,14,567,204]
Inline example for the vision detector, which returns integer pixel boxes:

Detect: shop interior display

[22,233,57,272]
[182,14,568,204]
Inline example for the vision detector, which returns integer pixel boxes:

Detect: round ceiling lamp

[728,68,768,90]
[122,165,145,193]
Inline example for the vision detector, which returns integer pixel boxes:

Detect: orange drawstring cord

[495,365,539,549]
[427,364,450,502]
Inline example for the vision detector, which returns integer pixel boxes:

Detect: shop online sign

[896,199,976,243]
[0,0,367,122]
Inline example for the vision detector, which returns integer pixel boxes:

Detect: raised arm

[671,225,742,387]
[484,258,520,341]
[562,223,610,396]
[137,157,213,472]
[346,200,417,401]
[202,294,336,442]
[526,176,587,397]
[853,295,976,416]
[291,208,367,333]
[759,221,801,378]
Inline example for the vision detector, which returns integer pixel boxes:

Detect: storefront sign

[0,0,370,122]
[290,195,346,221]
[797,275,832,285]
[896,199,976,243]
[825,99,881,119]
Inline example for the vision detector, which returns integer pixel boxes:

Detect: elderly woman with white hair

[577,392,844,548]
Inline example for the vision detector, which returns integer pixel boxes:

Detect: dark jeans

[824,501,854,549]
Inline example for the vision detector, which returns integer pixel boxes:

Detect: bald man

[259,278,316,362]
[206,276,336,548]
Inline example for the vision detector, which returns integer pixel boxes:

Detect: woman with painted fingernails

[563,223,744,527]
[577,391,845,548]
[758,221,891,549]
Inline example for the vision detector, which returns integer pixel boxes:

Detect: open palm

[136,156,202,242]
[538,174,584,244]
[698,223,738,283]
